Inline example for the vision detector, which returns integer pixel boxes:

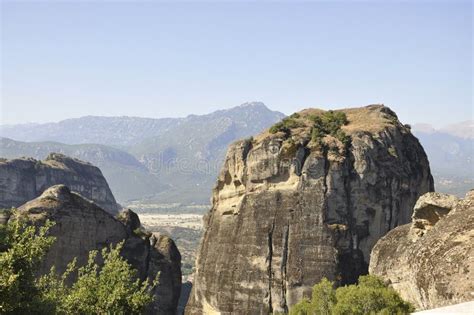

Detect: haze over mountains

[0,102,472,205]
[411,122,473,196]
[0,102,285,204]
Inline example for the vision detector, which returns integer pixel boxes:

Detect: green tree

[39,242,156,315]
[289,298,311,315]
[0,212,156,315]
[333,275,413,315]
[309,111,351,149]
[310,278,336,315]
[0,214,55,314]
[289,275,414,315]
[269,117,303,134]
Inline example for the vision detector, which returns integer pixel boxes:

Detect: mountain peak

[238,101,267,109]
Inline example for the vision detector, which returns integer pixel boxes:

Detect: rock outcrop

[411,192,460,237]
[14,185,181,315]
[0,153,120,214]
[369,191,474,310]
[186,105,433,314]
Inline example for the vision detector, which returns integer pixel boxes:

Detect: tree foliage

[0,215,55,314]
[289,275,414,315]
[310,111,351,147]
[39,242,156,315]
[0,212,156,315]
[269,117,302,134]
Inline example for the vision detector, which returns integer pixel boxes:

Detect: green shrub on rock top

[289,275,414,315]
[269,117,302,134]
[310,111,350,146]
[310,111,348,135]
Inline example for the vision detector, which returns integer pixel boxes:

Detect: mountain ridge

[0,102,284,147]
[0,103,285,204]
[1,103,471,203]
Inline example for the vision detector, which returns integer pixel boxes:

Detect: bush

[290,275,414,315]
[39,242,156,315]
[310,278,336,314]
[0,213,156,314]
[0,215,56,314]
[289,298,311,315]
[269,117,302,134]
[310,110,348,135]
[310,111,351,148]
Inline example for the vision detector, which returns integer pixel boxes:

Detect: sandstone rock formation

[13,185,181,315]
[0,153,120,214]
[369,190,474,310]
[186,105,433,314]
[411,192,459,237]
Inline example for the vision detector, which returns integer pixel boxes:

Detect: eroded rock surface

[186,105,433,314]
[370,190,474,310]
[411,192,459,237]
[0,153,120,214]
[14,185,181,315]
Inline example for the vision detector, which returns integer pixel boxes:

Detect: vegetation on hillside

[269,115,304,135]
[0,213,156,314]
[0,216,55,313]
[309,110,350,147]
[289,275,414,315]
[269,110,351,150]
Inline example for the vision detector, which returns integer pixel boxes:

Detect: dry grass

[341,105,396,134]
[42,159,70,170]
[256,104,397,145]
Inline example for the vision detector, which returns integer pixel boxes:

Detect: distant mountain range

[0,102,285,204]
[0,104,471,203]
[0,138,163,201]
[411,122,473,197]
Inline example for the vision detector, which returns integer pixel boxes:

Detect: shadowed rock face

[370,191,474,310]
[186,105,433,314]
[14,185,181,315]
[0,153,120,214]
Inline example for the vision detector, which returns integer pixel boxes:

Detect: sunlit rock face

[186,105,433,314]
[0,153,120,214]
[370,190,474,310]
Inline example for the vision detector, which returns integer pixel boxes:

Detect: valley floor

[138,213,204,281]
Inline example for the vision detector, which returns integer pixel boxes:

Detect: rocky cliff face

[0,153,120,214]
[369,191,474,310]
[14,185,181,315]
[186,105,433,314]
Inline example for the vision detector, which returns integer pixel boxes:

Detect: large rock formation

[186,105,433,314]
[14,185,181,315]
[0,153,120,214]
[369,191,474,310]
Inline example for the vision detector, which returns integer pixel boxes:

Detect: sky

[0,0,472,127]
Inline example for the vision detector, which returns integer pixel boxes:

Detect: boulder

[411,192,459,237]
[369,190,474,310]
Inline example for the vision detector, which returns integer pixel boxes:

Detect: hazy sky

[1,1,472,127]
